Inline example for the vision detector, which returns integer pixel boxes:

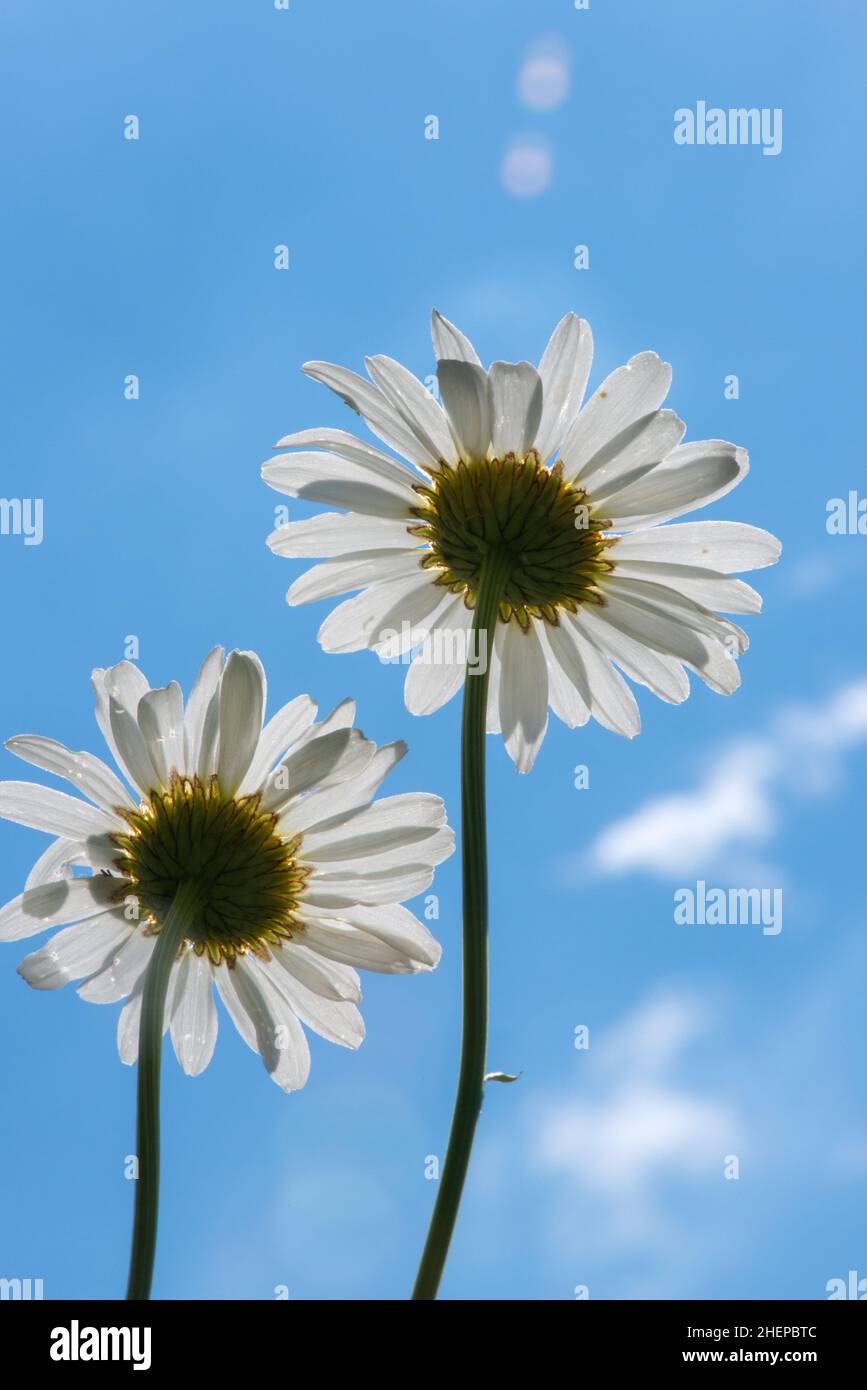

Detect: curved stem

[412,547,512,1300]
[126,878,204,1301]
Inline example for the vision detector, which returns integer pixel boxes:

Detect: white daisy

[0,648,452,1092]
[263,310,781,772]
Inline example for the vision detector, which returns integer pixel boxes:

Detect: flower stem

[126,878,204,1301]
[412,547,512,1300]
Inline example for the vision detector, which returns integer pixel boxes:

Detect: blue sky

[1,0,865,1300]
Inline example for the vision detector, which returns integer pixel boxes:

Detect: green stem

[126,878,204,1301]
[412,547,512,1300]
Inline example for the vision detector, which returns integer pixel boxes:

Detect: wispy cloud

[576,679,867,880]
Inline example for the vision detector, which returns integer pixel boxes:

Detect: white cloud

[532,990,736,1199]
[581,679,867,879]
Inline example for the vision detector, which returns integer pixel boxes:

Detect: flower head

[263,311,781,771]
[0,649,452,1090]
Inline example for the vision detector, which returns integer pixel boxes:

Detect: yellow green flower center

[109,774,310,965]
[408,452,615,627]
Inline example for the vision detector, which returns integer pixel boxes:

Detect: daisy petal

[77,927,155,1003]
[216,651,266,796]
[611,520,782,573]
[487,361,543,458]
[612,560,762,614]
[267,512,414,558]
[263,954,364,1048]
[499,621,549,773]
[578,606,690,704]
[184,647,224,777]
[170,950,218,1076]
[365,355,455,468]
[534,313,594,462]
[238,694,317,795]
[299,364,438,474]
[286,551,423,606]
[24,838,87,891]
[18,912,131,990]
[271,940,361,1001]
[4,736,134,812]
[0,874,124,941]
[431,309,483,366]
[603,441,748,529]
[558,351,672,478]
[280,741,407,836]
[547,617,641,737]
[224,956,311,1092]
[137,683,185,787]
[576,409,686,497]
[437,360,492,462]
[262,452,416,520]
[0,781,118,839]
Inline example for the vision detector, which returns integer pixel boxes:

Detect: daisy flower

[0,647,452,1299]
[0,647,452,1090]
[263,310,781,772]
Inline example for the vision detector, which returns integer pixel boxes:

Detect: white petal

[78,927,155,1003]
[18,912,132,990]
[263,449,417,519]
[316,571,444,655]
[117,964,177,1065]
[499,621,549,773]
[487,361,543,458]
[603,441,749,529]
[262,728,375,811]
[302,863,444,909]
[262,955,365,1048]
[184,647,224,777]
[221,956,311,1092]
[603,576,748,654]
[612,560,762,614]
[299,364,438,474]
[365,355,455,468]
[0,781,118,839]
[300,791,448,862]
[237,694,317,796]
[594,586,741,695]
[137,683,185,786]
[534,313,594,461]
[0,874,124,942]
[577,606,690,704]
[216,651,265,797]
[24,838,87,891]
[403,596,473,716]
[536,627,591,729]
[4,736,134,812]
[437,360,492,462]
[558,351,672,478]
[547,618,641,737]
[92,662,149,789]
[431,309,482,366]
[300,903,441,973]
[280,741,406,837]
[170,950,218,1076]
[270,941,361,1001]
[109,698,161,795]
[610,520,782,573]
[576,409,685,497]
[339,903,442,971]
[267,512,414,558]
[286,550,423,606]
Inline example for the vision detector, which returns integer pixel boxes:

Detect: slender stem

[126,878,204,1301]
[412,547,512,1300]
